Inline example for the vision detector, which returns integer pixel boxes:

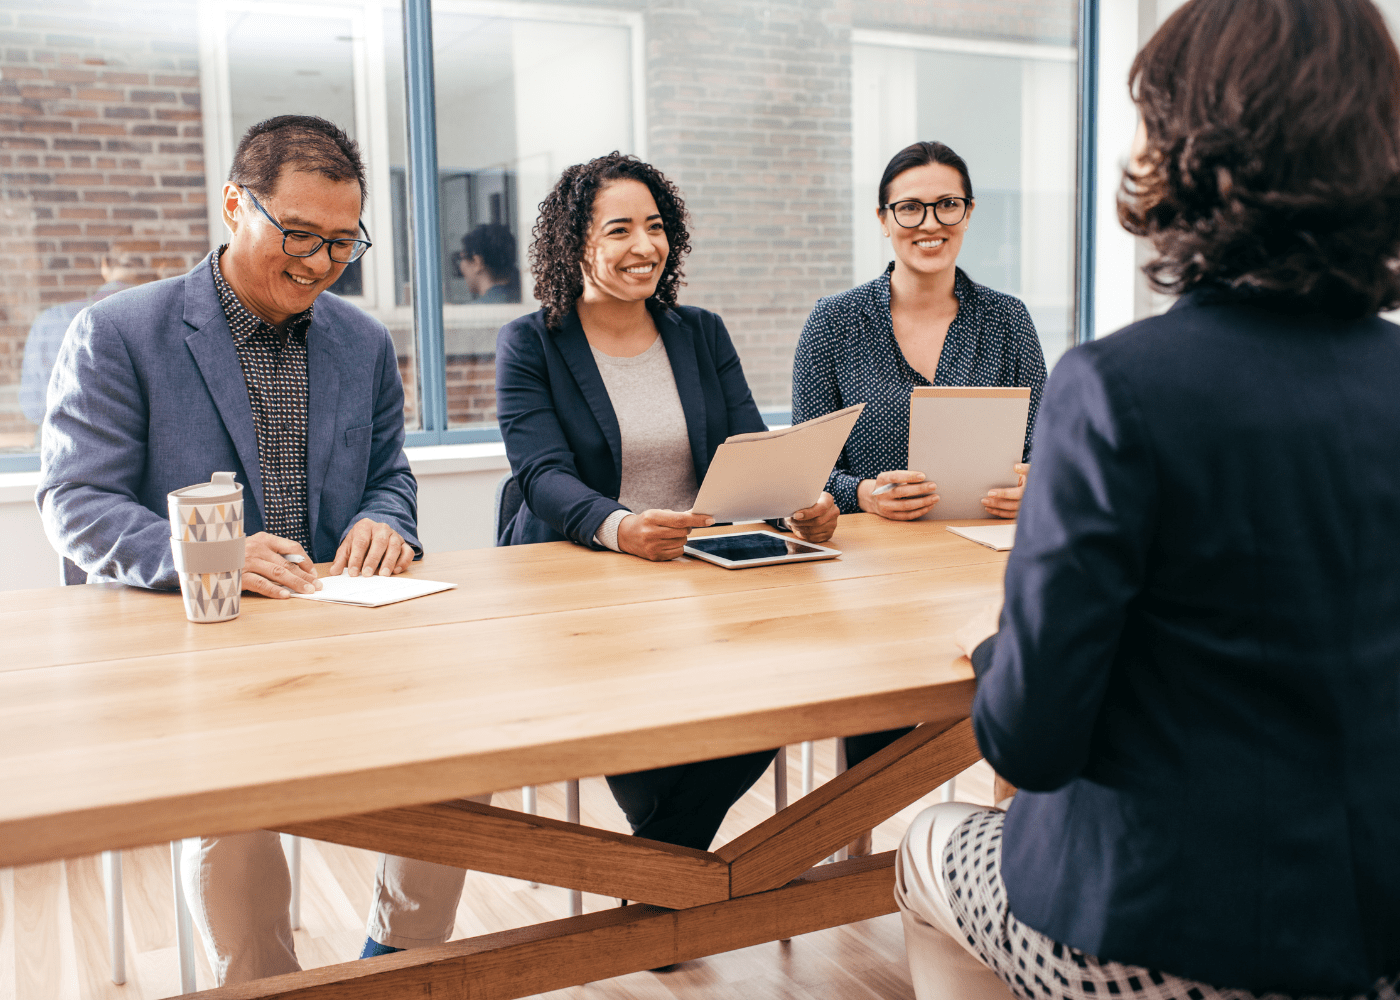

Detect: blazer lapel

[182,261,266,519]
[555,311,623,482]
[655,308,708,477]
[304,315,341,548]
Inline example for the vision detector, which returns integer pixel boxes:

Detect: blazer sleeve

[792,300,862,512]
[496,319,627,547]
[972,345,1158,791]
[709,310,767,435]
[343,325,420,555]
[36,307,179,590]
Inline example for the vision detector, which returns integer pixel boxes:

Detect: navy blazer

[37,254,419,590]
[495,303,765,546]
[971,289,1400,994]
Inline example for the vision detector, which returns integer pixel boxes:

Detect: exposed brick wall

[0,1,208,443]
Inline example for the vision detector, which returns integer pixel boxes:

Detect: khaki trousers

[894,801,1017,1000]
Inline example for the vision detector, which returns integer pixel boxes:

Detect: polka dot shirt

[211,245,313,551]
[792,265,1047,513]
[944,809,1400,1000]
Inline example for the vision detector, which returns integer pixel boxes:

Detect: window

[1,0,1087,466]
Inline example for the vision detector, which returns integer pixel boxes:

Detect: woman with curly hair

[894,0,1400,997]
[355,153,837,959]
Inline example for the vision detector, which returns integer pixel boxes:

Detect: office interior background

[3,0,1399,591]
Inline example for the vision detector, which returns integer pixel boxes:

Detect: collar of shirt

[210,244,314,346]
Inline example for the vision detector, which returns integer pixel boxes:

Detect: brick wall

[0,1,208,444]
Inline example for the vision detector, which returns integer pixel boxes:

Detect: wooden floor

[0,742,995,1000]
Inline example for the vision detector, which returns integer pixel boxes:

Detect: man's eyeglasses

[240,186,373,263]
[883,197,971,229]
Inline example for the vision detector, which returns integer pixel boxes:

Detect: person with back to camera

[791,141,1047,848]
[454,222,520,303]
[355,151,839,958]
[894,0,1400,997]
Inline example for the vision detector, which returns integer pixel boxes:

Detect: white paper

[907,388,1030,520]
[946,523,1016,551]
[292,573,457,607]
[691,403,865,522]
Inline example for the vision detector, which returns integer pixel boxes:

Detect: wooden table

[0,514,1008,999]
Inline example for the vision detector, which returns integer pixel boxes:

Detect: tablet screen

[685,532,829,563]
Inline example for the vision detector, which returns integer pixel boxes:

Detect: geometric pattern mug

[168,471,246,623]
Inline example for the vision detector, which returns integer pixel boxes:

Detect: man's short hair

[229,114,367,210]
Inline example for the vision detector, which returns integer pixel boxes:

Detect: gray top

[589,335,697,552]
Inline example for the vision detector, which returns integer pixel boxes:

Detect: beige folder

[906,387,1030,520]
[691,403,865,522]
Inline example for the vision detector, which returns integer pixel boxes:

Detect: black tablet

[683,530,841,569]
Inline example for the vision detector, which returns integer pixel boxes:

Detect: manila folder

[907,387,1029,520]
[691,403,864,522]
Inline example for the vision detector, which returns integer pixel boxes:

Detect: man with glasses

[37,114,419,983]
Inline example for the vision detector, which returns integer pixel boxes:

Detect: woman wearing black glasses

[792,141,1045,525]
[791,142,1047,820]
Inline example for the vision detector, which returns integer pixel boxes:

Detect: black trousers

[605,748,778,851]
[844,726,915,770]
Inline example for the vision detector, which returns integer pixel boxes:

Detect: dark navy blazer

[495,303,766,547]
[37,254,419,590]
[970,288,1400,994]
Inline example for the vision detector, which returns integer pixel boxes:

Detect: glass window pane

[433,8,635,429]
[1,2,210,454]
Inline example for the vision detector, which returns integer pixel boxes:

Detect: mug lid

[170,471,243,502]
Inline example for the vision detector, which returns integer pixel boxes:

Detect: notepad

[946,523,1016,551]
[691,403,865,522]
[292,573,457,607]
[907,387,1030,520]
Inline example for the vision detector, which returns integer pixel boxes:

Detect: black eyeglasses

[241,186,373,263]
[883,197,971,229]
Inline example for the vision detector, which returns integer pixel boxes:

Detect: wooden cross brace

[193,718,981,1000]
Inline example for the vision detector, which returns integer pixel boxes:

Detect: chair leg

[281,833,302,930]
[171,839,197,995]
[939,778,957,803]
[830,740,848,863]
[773,745,789,811]
[565,781,582,917]
[800,740,815,797]
[102,851,126,985]
[521,787,540,887]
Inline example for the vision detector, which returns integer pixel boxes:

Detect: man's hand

[243,532,320,599]
[981,462,1029,519]
[857,470,939,520]
[331,517,415,578]
[786,491,838,543]
[617,509,714,561]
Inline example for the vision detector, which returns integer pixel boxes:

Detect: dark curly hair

[1119,0,1400,319]
[529,152,691,329]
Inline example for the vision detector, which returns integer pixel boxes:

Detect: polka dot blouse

[792,265,1047,514]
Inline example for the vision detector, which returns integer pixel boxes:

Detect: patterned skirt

[943,809,1399,1000]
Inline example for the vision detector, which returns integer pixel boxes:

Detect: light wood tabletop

[0,514,1007,872]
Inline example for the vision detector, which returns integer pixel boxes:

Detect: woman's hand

[953,599,1002,660]
[786,491,838,543]
[617,509,714,561]
[857,470,940,520]
[981,462,1029,519]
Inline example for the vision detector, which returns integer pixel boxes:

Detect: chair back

[60,556,86,587]
[493,473,523,546]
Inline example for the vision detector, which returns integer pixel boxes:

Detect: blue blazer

[495,303,765,547]
[37,254,419,590]
[971,288,1400,994]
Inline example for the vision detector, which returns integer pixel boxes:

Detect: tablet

[683,531,841,569]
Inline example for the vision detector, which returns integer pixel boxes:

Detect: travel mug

[168,471,246,623]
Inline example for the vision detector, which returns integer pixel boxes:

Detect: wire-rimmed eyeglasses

[240,186,373,263]
[882,197,971,229]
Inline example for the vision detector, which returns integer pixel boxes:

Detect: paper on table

[946,523,1016,551]
[690,403,865,522]
[907,387,1030,520]
[291,572,457,607]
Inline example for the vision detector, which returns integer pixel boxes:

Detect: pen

[871,482,897,497]
[281,553,306,564]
